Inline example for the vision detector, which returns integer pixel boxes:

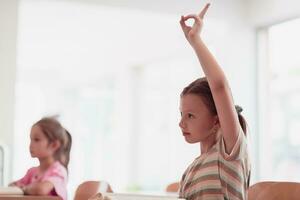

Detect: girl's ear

[213,115,219,126]
[210,116,220,135]
[50,140,61,152]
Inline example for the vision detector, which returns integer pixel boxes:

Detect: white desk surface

[0,195,60,200]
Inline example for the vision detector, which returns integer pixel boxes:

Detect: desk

[0,195,60,200]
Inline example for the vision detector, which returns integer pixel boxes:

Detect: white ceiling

[70,0,248,20]
[69,0,300,27]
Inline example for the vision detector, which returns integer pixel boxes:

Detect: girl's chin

[30,154,36,158]
[184,137,199,144]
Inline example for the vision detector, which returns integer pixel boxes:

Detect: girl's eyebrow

[181,109,195,113]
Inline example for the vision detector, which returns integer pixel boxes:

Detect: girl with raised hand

[178,3,250,200]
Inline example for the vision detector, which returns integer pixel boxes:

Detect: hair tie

[235,105,243,114]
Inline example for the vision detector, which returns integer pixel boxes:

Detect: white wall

[0,0,18,185]
[0,0,259,185]
[74,0,257,136]
[1,0,274,185]
[1,0,300,188]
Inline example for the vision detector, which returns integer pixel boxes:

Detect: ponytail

[60,129,72,170]
[235,105,247,136]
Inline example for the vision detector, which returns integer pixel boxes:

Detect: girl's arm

[9,170,31,187]
[22,181,54,196]
[8,182,17,186]
[180,4,240,154]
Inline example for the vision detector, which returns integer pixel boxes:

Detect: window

[257,18,300,181]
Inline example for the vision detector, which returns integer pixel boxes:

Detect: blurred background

[1,0,300,198]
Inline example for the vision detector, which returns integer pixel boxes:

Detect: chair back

[248,181,300,200]
[74,181,113,200]
[165,182,179,193]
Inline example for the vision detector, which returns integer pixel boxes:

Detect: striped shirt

[179,129,250,200]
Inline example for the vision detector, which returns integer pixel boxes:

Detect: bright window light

[258,18,300,182]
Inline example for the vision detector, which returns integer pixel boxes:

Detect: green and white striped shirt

[179,129,250,200]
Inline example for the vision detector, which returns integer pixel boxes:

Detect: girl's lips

[183,132,191,136]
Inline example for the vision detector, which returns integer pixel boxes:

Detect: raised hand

[180,3,210,45]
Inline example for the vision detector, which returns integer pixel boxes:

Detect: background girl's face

[179,94,217,143]
[29,125,56,159]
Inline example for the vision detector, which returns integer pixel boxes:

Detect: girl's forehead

[30,125,45,137]
[180,94,206,109]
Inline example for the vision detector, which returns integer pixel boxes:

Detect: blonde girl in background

[10,117,72,200]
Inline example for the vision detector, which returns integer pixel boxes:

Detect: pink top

[14,161,68,200]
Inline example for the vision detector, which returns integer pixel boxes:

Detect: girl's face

[29,125,58,159]
[179,94,217,143]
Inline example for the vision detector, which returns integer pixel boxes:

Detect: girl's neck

[38,157,56,172]
[200,131,218,154]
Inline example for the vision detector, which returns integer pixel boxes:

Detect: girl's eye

[188,113,194,119]
[34,138,40,142]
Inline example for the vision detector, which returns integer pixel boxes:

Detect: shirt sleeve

[13,168,36,187]
[219,127,247,161]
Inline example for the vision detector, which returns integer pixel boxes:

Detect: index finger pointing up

[199,3,210,19]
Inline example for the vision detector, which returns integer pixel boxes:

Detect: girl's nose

[179,118,186,129]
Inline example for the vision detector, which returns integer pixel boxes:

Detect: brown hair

[181,77,247,135]
[34,117,72,170]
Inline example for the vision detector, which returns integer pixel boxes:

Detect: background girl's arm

[8,170,31,187]
[180,4,240,153]
[8,182,17,186]
[22,181,54,195]
[8,181,24,187]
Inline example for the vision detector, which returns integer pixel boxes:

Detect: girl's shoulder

[47,161,67,176]
[26,166,39,174]
[183,155,204,175]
